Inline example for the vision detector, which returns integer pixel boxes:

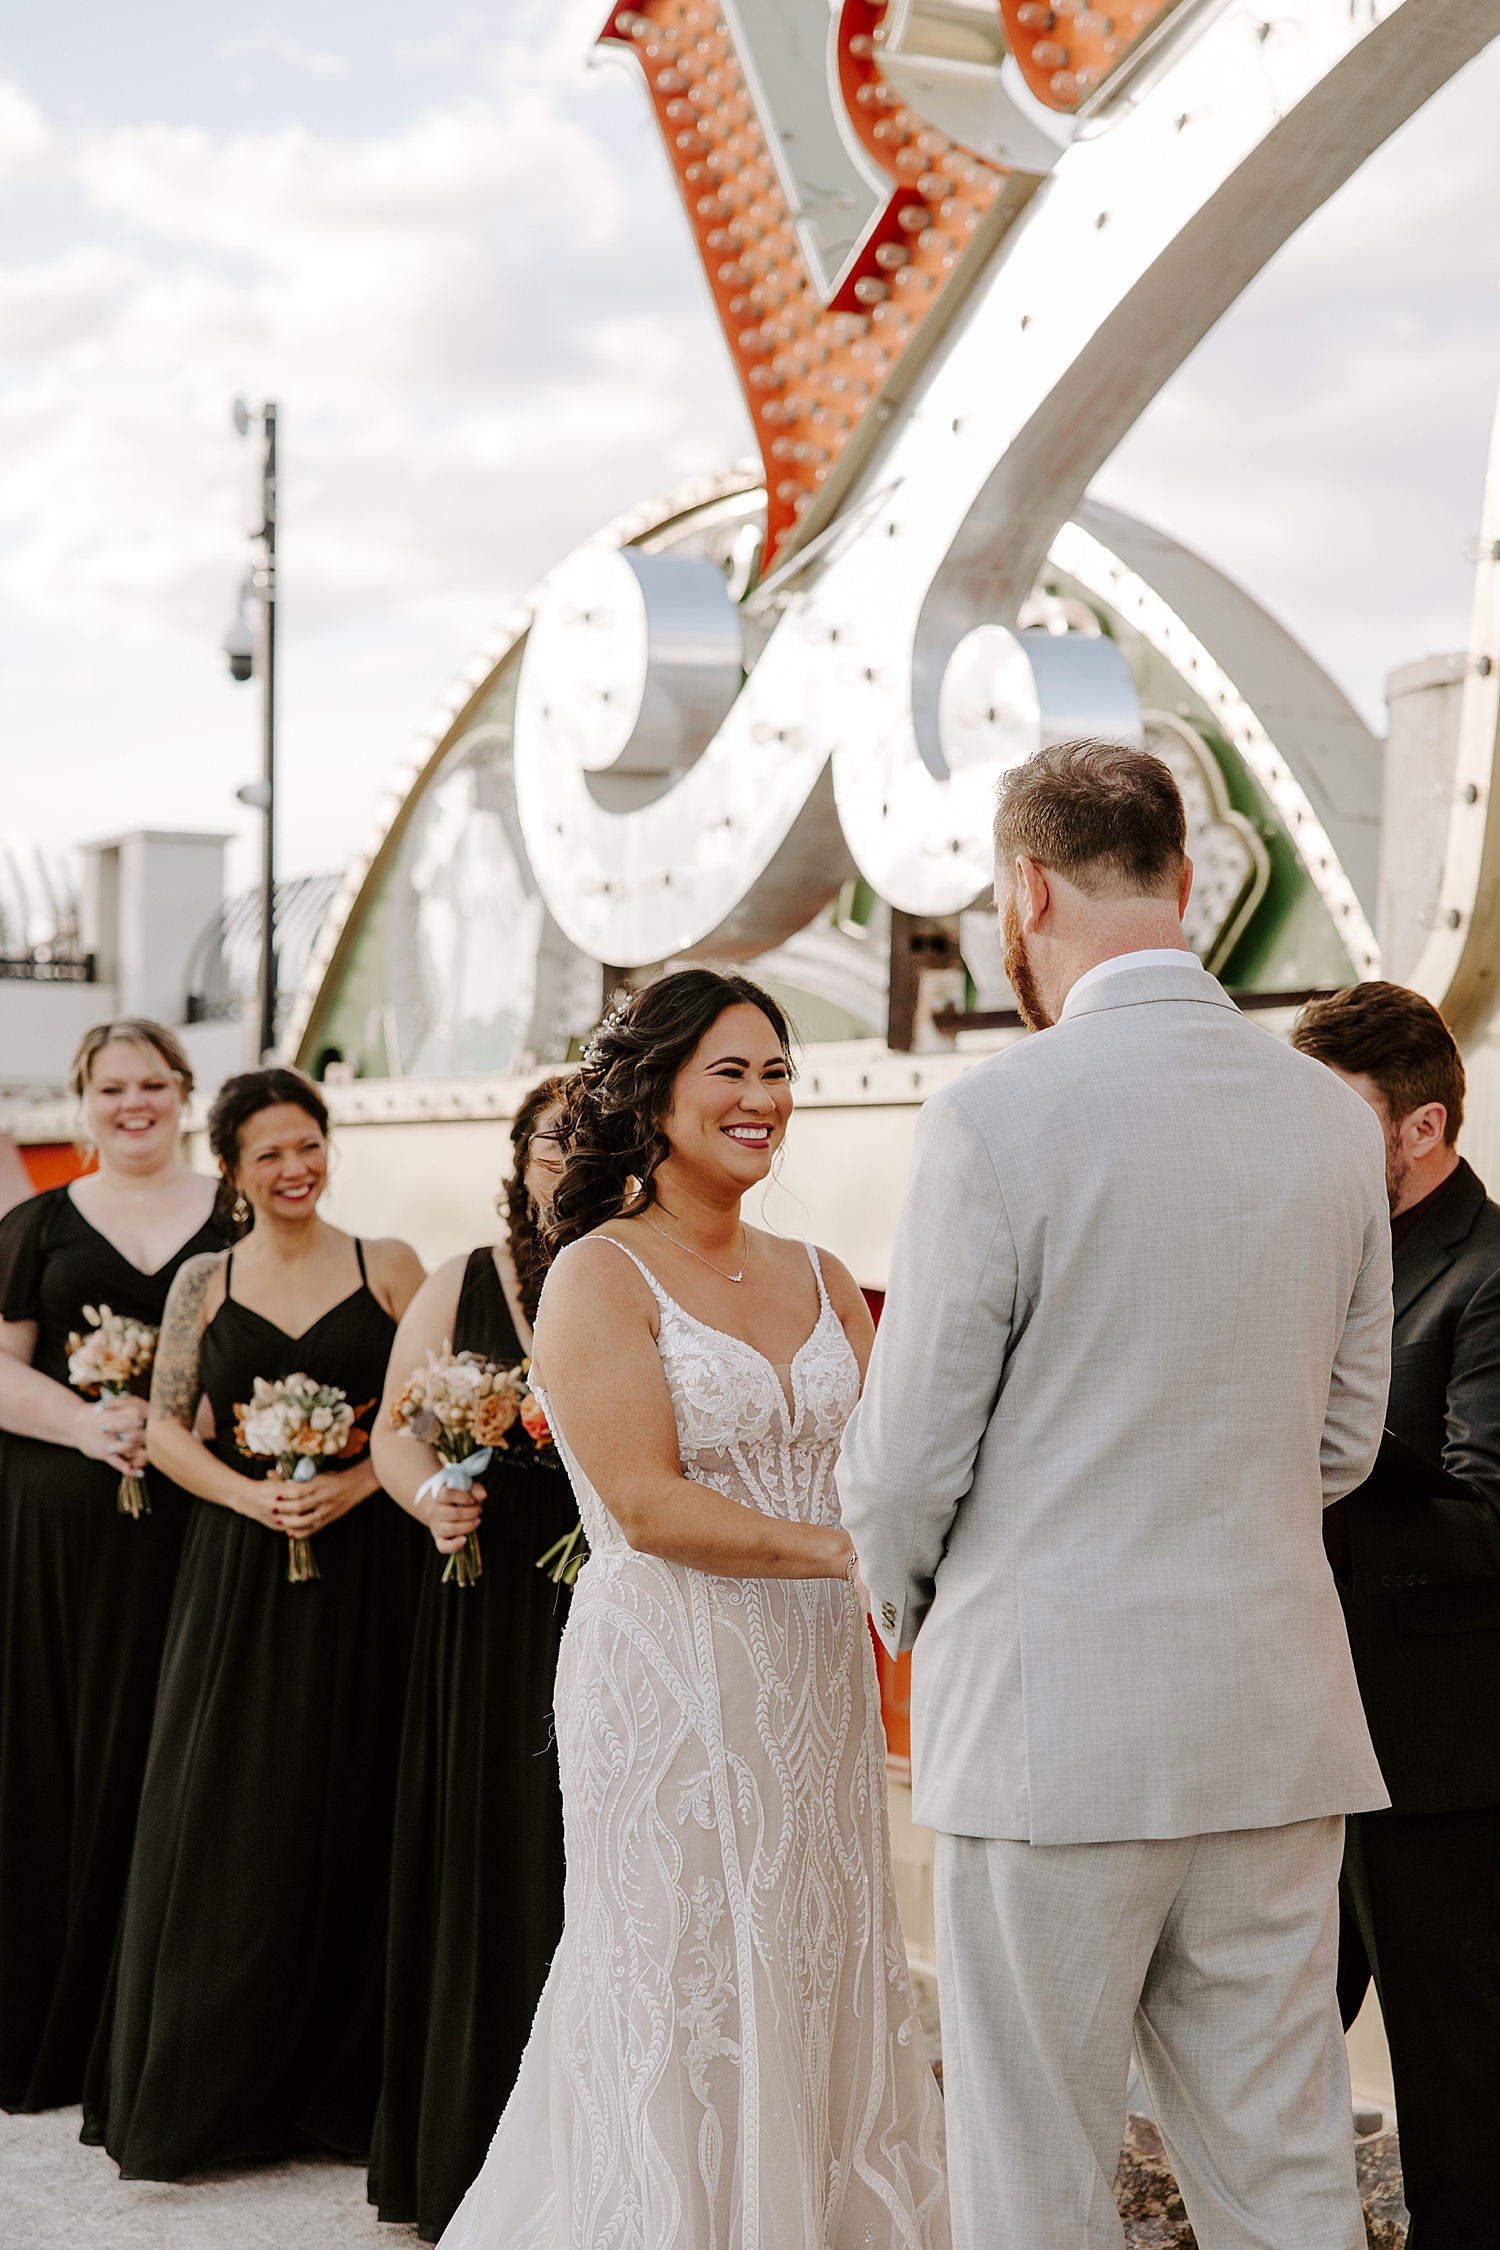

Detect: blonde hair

[69,1019,195,1107]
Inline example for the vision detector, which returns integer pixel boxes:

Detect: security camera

[223,614,256,682]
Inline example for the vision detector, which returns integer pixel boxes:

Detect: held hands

[824,1528,870,1612]
[81,1395,148,1474]
[418,1477,486,1557]
[841,1539,872,1617]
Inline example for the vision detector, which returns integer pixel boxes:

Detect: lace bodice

[444,1235,947,2250]
[534,1237,861,1559]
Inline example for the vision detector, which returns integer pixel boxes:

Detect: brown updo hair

[70,1018,195,1107]
[502,1074,570,1326]
[546,967,794,1253]
[207,1067,330,1240]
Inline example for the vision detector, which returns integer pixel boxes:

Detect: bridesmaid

[367,1076,577,2243]
[0,1019,222,2114]
[81,1066,426,2178]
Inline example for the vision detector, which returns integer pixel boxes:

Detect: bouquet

[233,1373,371,1583]
[67,1304,159,1518]
[387,1346,568,1588]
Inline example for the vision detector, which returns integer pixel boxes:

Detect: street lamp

[224,397,278,1062]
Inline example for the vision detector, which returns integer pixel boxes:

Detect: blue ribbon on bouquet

[415,1448,492,1506]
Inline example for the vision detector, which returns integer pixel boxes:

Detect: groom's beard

[1002,895,1054,1032]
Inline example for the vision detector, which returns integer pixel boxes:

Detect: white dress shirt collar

[1059,948,1205,1021]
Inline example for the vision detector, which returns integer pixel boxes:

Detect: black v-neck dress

[366,1247,575,2243]
[81,1242,424,2179]
[0,1184,224,2114]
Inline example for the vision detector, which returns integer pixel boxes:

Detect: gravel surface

[0,2108,411,2250]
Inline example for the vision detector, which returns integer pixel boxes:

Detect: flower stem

[536,1522,586,1586]
[287,1535,320,1583]
[442,1530,483,1588]
[117,1472,150,1518]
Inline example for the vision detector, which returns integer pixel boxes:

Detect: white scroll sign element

[518,546,742,814]
[515,540,854,965]
[936,625,1143,781]
[837,624,1142,909]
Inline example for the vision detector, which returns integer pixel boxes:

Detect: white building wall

[0,982,119,1098]
[84,831,229,1026]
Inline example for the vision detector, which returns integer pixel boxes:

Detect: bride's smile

[658,1002,792,1195]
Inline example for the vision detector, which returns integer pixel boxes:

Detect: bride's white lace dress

[441,1239,947,2250]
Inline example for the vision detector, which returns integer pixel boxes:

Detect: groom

[838,741,1394,2250]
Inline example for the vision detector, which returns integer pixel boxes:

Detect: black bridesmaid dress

[0,1185,223,2114]
[81,1241,425,2178]
[366,1247,574,2242]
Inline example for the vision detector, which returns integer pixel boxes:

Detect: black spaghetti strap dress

[0,1185,223,2114]
[81,1241,425,2179]
[366,1247,575,2242]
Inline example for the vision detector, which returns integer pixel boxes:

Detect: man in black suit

[1294,982,1500,2248]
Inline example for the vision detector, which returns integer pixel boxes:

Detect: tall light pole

[225,398,278,1062]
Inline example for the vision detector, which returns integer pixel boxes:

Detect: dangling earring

[232,1192,249,1223]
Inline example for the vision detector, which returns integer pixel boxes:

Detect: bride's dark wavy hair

[545,967,794,1253]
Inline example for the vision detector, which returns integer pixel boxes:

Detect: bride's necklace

[644,1217,748,1284]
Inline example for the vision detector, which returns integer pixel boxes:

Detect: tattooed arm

[146,1255,283,1530]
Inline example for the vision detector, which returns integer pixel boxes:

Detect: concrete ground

[0,2108,412,2250]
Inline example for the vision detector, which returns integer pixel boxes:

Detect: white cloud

[0,0,749,890]
[0,81,49,176]
[219,37,350,78]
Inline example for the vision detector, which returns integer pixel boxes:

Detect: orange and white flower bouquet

[388,1345,568,1587]
[388,1347,514,1587]
[233,1373,371,1583]
[67,1304,159,1518]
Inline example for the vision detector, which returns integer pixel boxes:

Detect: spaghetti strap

[575,1234,669,1307]
[354,1239,368,1286]
[573,1232,828,1321]
[223,1250,234,1299]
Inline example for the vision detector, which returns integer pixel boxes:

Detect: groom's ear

[1017,856,1052,935]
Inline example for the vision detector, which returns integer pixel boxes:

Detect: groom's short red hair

[993,740,1186,900]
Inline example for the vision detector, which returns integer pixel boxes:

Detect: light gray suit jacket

[836,961,1394,1846]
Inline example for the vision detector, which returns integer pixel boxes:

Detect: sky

[2,3,1499,919]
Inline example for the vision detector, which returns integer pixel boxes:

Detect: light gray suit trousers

[935,1819,1363,2250]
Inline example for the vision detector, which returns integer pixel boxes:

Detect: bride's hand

[828,1530,869,1610]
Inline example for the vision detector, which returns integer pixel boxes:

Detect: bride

[442,966,947,2250]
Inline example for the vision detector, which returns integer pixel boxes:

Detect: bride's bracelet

[844,1547,862,1589]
